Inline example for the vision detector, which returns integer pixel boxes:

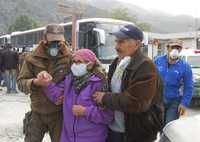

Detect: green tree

[111,8,151,31]
[8,15,39,32]
[111,8,137,22]
[137,22,151,32]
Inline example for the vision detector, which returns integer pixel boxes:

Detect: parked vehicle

[160,115,200,142]
[180,48,200,106]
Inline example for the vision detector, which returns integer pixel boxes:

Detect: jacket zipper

[73,93,78,142]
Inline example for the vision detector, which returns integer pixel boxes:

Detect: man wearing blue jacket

[154,39,193,125]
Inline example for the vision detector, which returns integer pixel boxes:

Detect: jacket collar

[109,49,147,77]
[69,73,102,82]
[89,74,102,82]
[126,49,147,70]
[32,41,71,59]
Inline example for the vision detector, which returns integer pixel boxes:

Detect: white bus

[0,34,11,46]
[2,18,135,63]
[1,18,161,66]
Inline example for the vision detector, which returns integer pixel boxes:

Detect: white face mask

[49,48,59,57]
[71,63,88,77]
[169,49,179,60]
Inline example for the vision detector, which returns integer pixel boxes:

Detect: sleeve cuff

[102,92,112,106]
[28,78,37,91]
[85,106,92,119]
[181,101,189,107]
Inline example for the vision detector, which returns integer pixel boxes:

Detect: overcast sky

[117,0,200,17]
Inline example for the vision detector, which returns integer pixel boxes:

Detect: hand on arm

[72,105,86,117]
[94,62,158,113]
[93,91,105,105]
[33,71,53,87]
[43,81,65,105]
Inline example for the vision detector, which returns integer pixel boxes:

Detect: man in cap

[17,24,72,142]
[154,39,193,125]
[93,24,164,142]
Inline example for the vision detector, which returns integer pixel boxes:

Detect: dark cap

[111,24,143,41]
[45,24,65,42]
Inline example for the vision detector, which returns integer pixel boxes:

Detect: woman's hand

[72,105,86,117]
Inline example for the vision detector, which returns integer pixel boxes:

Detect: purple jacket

[44,73,113,142]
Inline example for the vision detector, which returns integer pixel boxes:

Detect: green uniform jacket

[17,42,72,114]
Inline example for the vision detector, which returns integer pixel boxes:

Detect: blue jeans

[5,69,17,93]
[164,98,181,125]
[2,72,6,86]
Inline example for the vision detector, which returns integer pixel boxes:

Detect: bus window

[64,25,72,45]
[25,33,33,46]
[17,35,25,46]
[95,23,123,61]
[79,22,97,54]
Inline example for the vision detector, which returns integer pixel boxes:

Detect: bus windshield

[96,23,126,60]
[187,56,200,68]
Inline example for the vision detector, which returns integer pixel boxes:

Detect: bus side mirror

[93,28,106,46]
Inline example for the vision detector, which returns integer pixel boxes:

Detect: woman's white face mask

[71,63,88,77]
[169,49,179,60]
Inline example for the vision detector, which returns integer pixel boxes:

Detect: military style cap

[45,24,65,42]
[168,39,183,48]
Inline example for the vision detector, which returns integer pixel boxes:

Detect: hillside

[0,0,199,33]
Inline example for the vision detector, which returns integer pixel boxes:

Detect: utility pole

[58,2,85,51]
[71,15,77,51]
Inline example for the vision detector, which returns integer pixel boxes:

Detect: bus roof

[61,18,134,26]
[11,27,45,36]
[10,18,134,36]
[0,34,11,39]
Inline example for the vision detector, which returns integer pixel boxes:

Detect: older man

[93,24,164,142]
[17,24,72,142]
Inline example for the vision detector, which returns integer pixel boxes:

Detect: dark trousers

[24,111,63,142]
[107,129,124,142]
[106,129,155,142]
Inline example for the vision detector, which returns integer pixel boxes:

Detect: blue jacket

[154,55,193,107]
